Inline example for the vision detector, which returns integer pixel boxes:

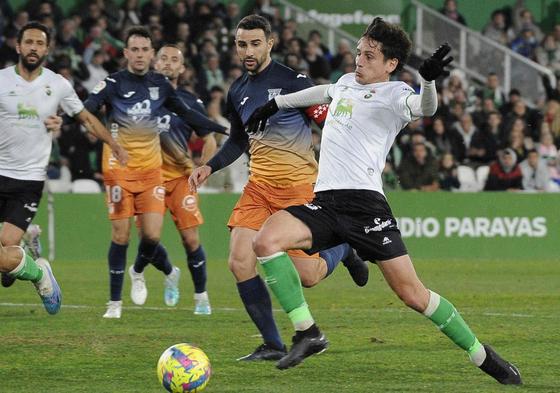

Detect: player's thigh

[255,210,314,253]
[0,222,25,246]
[140,212,164,241]
[227,181,273,230]
[105,182,135,220]
[166,178,204,231]
[0,177,43,236]
[228,227,258,281]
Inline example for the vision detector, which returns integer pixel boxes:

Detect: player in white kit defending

[245,18,522,385]
[0,22,127,314]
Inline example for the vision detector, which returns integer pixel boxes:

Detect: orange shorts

[228,181,317,259]
[104,176,166,220]
[164,176,204,230]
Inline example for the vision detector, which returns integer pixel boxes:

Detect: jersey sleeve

[83,77,111,113]
[392,83,416,122]
[58,76,85,116]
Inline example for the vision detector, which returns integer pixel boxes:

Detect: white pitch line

[0,302,556,319]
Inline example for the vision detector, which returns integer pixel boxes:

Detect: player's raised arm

[406,43,454,118]
[246,84,332,133]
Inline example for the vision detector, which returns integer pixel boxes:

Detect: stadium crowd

[0,0,559,192]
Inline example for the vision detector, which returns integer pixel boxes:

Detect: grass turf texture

[0,258,558,392]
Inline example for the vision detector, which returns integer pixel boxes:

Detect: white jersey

[315,73,415,195]
[0,66,84,181]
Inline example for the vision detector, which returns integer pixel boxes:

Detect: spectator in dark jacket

[484,148,523,191]
[398,143,440,191]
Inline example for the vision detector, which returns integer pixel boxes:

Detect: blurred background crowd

[0,0,559,193]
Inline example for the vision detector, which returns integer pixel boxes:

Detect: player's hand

[245,98,279,134]
[44,115,63,132]
[111,143,129,166]
[188,165,212,192]
[418,43,453,81]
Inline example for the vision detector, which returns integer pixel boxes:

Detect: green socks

[9,246,43,283]
[423,290,486,366]
[258,252,314,331]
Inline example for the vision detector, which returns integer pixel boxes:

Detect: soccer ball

[157,343,211,393]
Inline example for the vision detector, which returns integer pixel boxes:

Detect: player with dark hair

[189,14,369,361]
[151,44,218,313]
[84,26,226,318]
[247,18,522,385]
[0,21,127,314]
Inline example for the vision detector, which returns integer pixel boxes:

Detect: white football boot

[128,266,147,305]
[103,300,122,319]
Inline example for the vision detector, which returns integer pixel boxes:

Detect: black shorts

[285,189,408,263]
[0,175,44,231]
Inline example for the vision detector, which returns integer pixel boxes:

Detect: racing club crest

[268,88,281,101]
[149,87,159,100]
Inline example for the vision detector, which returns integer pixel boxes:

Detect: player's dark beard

[21,53,46,72]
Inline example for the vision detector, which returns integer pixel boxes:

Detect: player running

[0,22,127,314]
[84,26,225,318]
[149,44,218,313]
[247,18,522,385]
[189,15,369,361]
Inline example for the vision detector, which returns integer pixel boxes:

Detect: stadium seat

[476,165,490,190]
[71,179,102,193]
[457,165,479,191]
[46,166,72,193]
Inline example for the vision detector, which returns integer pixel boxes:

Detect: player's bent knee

[228,257,257,281]
[396,286,427,312]
[252,232,282,257]
[300,274,320,288]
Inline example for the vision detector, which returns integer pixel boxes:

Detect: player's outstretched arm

[408,43,454,117]
[200,134,217,165]
[246,84,331,133]
[75,109,129,166]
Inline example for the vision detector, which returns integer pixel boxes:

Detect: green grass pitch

[1,258,558,392]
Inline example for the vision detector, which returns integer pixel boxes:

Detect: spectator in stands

[502,99,542,141]
[520,149,550,191]
[330,38,352,71]
[438,152,461,190]
[203,53,225,92]
[426,116,462,159]
[537,128,560,184]
[283,52,308,75]
[82,49,109,92]
[483,9,515,46]
[10,10,30,33]
[303,39,331,82]
[507,119,532,161]
[452,113,493,166]
[440,0,466,26]
[224,1,242,33]
[0,27,19,67]
[536,34,560,74]
[398,142,440,191]
[541,74,560,102]
[398,70,420,93]
[510,28,538,60]
[484,148,523,191]
[140,0,172,25]
[329,52,353,82]
[116,0,142,33]
[308,29,331,62]
[478,72,506,110]
[513,1,543,42]
[481,110,505,154]
[162,0,189,41]
[542,99,560,145]
[471,97,497,130]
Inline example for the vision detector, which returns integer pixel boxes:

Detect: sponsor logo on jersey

[127,99,152,121]
[149,87,159,100]
[91,80,106,94]
[364,218,393,233]
[45,85,52,96]
[157,114,171,133]
[268,89,282,101]
[332,98,353,119]
[152,186,166,201]
[296,74,307,78]
[17,103,39,120]
[181,195,198,211]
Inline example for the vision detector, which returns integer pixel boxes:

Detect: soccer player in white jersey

[0,22,127,314]
[245,18,522,385]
